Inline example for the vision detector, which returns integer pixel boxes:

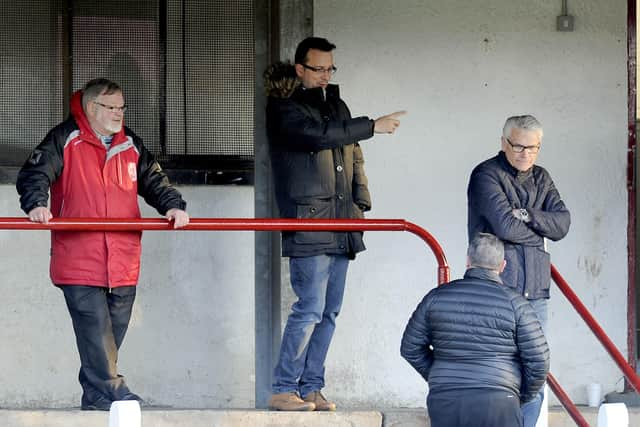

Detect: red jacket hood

[70,90,127,146]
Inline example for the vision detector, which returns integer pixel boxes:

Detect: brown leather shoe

[269,392,316,411]
[303,391,336,411]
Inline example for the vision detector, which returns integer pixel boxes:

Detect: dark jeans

[59,285,136,403]
[428,388,523,427]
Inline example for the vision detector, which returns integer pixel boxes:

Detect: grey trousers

[60,285,136,403]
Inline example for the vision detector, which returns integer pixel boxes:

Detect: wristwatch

[519,208,530,223]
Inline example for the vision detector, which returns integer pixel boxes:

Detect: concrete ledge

[1,406,638,427]
[383,409,430,426]
[382,407,640,427]
[0,409,382,427]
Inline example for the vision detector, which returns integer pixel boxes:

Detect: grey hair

[467,233,504,270]
[81,78,122,110]
[502,115,543,140]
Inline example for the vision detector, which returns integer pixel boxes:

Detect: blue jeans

[522,298,548,427]
[272,254,349,397]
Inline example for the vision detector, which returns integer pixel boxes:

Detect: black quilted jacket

[401,268,549,403]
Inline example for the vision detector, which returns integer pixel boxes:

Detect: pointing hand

[374,111,407,134]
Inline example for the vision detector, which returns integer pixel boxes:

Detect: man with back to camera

[264,36,405,411]
[467,114,570,426]
[16,78,189,410]
[401,232,550,427]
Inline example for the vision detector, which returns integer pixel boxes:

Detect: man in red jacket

[17,78,189,410]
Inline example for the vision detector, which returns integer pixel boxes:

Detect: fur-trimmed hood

[263,61,300,98]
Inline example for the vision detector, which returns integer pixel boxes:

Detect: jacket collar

[292,83,340,105]
[497,150,533,180]
[463,267,503,284]
[70,90,128,148]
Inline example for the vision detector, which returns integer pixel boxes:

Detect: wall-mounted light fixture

[557,0,575,32]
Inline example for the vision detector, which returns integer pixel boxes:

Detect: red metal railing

[0,217,450,284]
[547,373,589,427]
[552,264,640,394]
[3,216,634,426]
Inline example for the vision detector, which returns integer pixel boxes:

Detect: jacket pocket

[527,246,551,293]
[501,245,520,291]
[352,202,365,219]
[293,199,335,244]
[108,155,135,192]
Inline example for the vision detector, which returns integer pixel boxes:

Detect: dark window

[0,1,65,170]
[1,0,254,184]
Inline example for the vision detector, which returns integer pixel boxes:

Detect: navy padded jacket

[401,268,549,403]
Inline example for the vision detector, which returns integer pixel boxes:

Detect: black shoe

[81,394,113,411]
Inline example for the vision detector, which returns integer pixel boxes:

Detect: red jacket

[17,91,186,288]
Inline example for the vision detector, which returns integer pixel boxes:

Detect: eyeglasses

[94,101,128,113]
[301,63,338,75]
[505,137,540,154]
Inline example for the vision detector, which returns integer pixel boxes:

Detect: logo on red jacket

[128,162,137,182]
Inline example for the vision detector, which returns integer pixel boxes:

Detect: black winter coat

[400,268,550,403]
[467,151,570,299]
[266,80,374,258]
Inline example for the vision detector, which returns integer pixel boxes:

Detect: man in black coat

[401,233,549,427]
[265,37,405,411]
[467,114,570,426]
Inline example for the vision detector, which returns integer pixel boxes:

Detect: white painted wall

[0,0,630,411]
[0,186,254,408]
[314,0,628,407]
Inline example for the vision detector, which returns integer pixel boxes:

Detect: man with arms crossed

[467,114,570,426]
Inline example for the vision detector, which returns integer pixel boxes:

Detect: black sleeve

[526,172,571,241]
[267,98,374,152]
[135,137,187,215]
[400,292,435,382]
[468,168,543,246]
[16,126,65,214]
